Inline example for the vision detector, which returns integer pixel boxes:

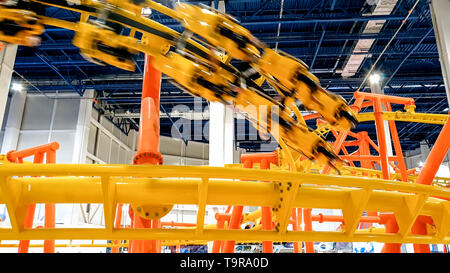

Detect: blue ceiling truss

[10,0,450,153]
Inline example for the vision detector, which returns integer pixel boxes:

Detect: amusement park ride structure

[0,0,449,254]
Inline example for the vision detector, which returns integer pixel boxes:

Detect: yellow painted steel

[314,111,449,137]
[357,111,449,125]
[0,0,349,169]
[1,0,450,248]
[0,164,449,244]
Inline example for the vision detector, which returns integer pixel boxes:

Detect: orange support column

[291,209,300,253]
[380,213,401,253]
[411,216,432,253]
[43,149,56,253]
[410,119,450,252]
[211,215,227,253]
[358,132,372,170]
[303,208,314,253]
[130,54,164,253]
[18,205,37,253]
[112,204,124,253]
[260,159,273,253]
[373,98,391,180]
[222,206,243,253]
[221,159,252,253]
[384,103,408,181]
[415,118,450,186]
[9,142,60,253]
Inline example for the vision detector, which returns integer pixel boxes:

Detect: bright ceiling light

[369,73,381,84]
[11,82,23,92]
[141,7,152,16]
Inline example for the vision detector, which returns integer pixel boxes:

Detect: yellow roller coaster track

[0,164,449,244]
[314,111,449,136]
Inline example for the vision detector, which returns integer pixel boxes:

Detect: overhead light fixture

[443,107,449,112]
[11,82,23,92]
[141,7,152,16]
[369,73,381,84]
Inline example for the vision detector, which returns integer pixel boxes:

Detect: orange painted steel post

[43,149,56,253]
[17,151,42,253]
[380,213,401,253]
[112,204,124,253]
[291,209,300,253]
[415,118,450,186]
[358,132,372,170]
[353,91,415,107]
[211,215,227,253]
[410,119,450,252]
[222,207,243,253]
[303,208,314,253]
[11,142,60,253]
[130,54,164,253]
[411,216,432,253]
[221,159,253,253]
[384,103,408,182]
[373,98,391,180]
[240,150,279,166]
[260,158,273,253]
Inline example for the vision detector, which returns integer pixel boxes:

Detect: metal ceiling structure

[11,0,449,152]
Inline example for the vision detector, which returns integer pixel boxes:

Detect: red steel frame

[215,91,448,254]
[6,142,59,253]
[129,54,164,253]
[5,76,448,253]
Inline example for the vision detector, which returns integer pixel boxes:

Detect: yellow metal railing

[314,111,449,137]
[0,164,448,245]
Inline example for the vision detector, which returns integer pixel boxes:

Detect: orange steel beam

[212,213,230,253]
[221,159,253,253]
[112,204,124,253]
[303,208,314,253]
[6,142,60,163]
[416,118,450,186]
[13,142,59,253]
[380,213,401,253]
[373,98,390,180]
[130,54,163,253]
[222,206,243,253]
[384,103,408,182]
[291,209,299,253]
[353,91,415,107]
[43,148,56,253]
[240,150,278,166]
[409,118,450,252]
[411,216,433,253]
[260,158,274,253]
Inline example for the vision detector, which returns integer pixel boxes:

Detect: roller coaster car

[73,22,139,71]
[104,0,143,15]
[276,116,341,168]
[0,8,43,46]
[151,52,236,104]
[175,3,261,62]
[306,89,359,131]
[258,49,359,131]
